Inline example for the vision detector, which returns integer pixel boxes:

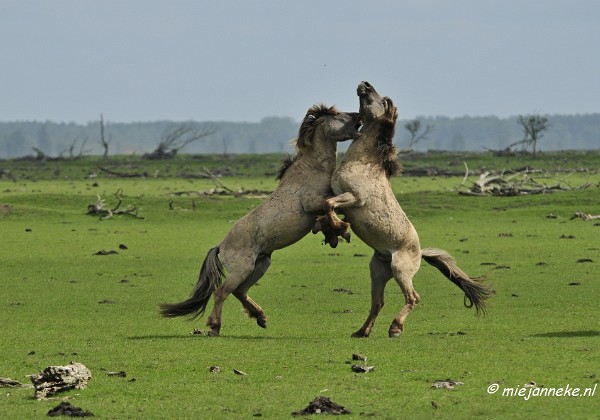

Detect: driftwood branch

[456,168,586,196]
[170,187,272,198]
[461,161,469,185]
[86,189,144,220]
[571,211,600,221]
[202,166,233,192]
[99,166,146,178]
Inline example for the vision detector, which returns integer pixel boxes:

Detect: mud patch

[292,396,350,416]
[93,250,118,256]
[0,204,11,216]
[47,401,94,417]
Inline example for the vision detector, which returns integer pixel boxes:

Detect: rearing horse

[315,82,493,337]
[160,105,362,336]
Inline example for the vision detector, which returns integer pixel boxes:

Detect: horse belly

[345,199,418,253]
[255,200,313,251]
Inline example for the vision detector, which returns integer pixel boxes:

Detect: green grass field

[1,154,599,418]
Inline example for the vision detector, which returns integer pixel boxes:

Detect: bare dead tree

[222,137,229,157]
[511,114,549,158]
[60,137,91,160]
[99,114,110,159]
[404,119,434,149]
[143,124,217,160]
[31,147,47,161]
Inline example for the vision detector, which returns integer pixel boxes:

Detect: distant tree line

[0,113,598,159]
[400,114,599,152]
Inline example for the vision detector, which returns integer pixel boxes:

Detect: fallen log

[99,166,146,178]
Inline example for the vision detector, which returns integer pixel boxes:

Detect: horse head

[297,104,361,149]
[357,81,397,124]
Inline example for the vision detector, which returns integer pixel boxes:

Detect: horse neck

[344,121,381,162]
[296,140,337,174]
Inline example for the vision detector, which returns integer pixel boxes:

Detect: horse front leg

[313,192,360,246]
[325,192,358,232]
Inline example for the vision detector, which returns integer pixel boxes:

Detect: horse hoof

[312,222,322,234]
[351,331,369,338]
[342,231,351,243]
[257,319,267,329]
[207,331,220,337]
[325,234,338,248]
[388,331,401,338]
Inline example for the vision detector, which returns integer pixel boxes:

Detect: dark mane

[297,104,338,149]
[276,154,296,180]
[375,118,401,178]
[372,97,401,178]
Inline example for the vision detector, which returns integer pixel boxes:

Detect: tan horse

[316,82,492,337]
[160,105,362,336]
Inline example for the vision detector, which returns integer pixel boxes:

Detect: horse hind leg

[205,253,256,336]
[388,252,421,337]
[232,253,271,328]
[352,253,392,338]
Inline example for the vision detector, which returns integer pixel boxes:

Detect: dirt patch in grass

[293,396,350,416]
[47,401,94,417]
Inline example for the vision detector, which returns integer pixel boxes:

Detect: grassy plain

[1,153,599,418]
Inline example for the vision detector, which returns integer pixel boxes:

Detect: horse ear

[383,97,398,122]
[383,96,394,110]
[297,113,317,148]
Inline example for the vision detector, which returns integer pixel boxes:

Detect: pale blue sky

[1,0,598,123]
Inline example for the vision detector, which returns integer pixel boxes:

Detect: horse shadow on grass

[530,330,600,338]
[127,334,294,341]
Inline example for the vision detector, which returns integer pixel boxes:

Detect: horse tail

[160,246,226,319]
[421,247,492,315]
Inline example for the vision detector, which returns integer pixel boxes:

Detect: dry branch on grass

[87,189,144,220]
[171,168,272,198]
[172,187,272,198]
[456,164,589,196]
[571,211,600,221]
[99,166,147,178]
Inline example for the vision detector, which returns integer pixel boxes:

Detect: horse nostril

[363,81,371,88]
